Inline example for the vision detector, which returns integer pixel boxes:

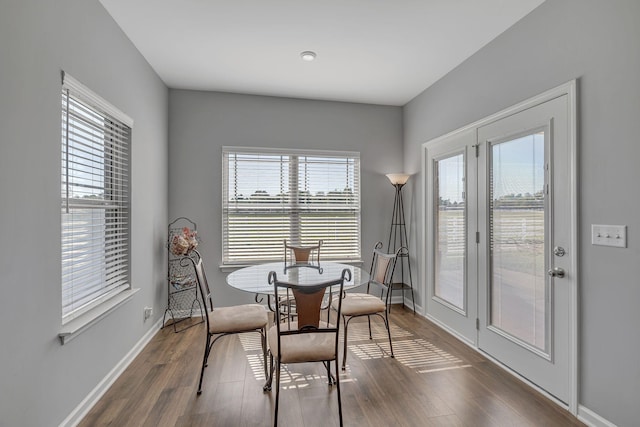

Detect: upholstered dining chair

[280,239,323,320]
[185,250,269,395]
[264,268,350,427]
[284,239,322,269]
[332,242,405,370]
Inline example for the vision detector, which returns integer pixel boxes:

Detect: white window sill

[58,288,140,345]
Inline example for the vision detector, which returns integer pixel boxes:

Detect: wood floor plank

[421,414,465,427]
[78,397,128,427]
[142,386,193,427]
[79,309,584,427]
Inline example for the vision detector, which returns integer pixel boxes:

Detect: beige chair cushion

[209,304,268,334]
[332,293,386,316]
[268,321,336,363]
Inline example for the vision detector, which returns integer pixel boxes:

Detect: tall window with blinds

[222,147,361,265]
[61,73,132,323]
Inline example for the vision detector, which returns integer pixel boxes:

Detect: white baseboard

[59,317,164,427]
[422,313,618,427]
[423,312,475,347]
[58,303,617,427]
[425,310,571,412]
[388,295,423,314]
[578,405,618,427]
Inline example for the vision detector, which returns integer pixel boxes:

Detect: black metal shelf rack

[162,217,204,332]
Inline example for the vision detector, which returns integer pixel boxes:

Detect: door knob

[548,267,565,278]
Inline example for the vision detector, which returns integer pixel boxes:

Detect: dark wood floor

[80,306,584,427]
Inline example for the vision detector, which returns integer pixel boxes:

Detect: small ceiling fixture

[300,51,316,61]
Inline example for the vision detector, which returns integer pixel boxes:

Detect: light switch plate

[591,224,627,248]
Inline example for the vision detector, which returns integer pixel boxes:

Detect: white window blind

[222,147,361,265]
[61,72,132,323]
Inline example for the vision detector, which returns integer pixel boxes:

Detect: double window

[222,147,361,265]
[61,73,132,323]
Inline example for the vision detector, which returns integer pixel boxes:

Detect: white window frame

[60,72,134,339]
[222,146,361,266]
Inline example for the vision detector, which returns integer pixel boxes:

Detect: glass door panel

[435,153,466,311]
[489,131,547,351]
[425,128,477,344]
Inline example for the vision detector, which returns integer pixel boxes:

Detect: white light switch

[591,224,627,248]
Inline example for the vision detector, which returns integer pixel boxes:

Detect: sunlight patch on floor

[238,333,264,351]
[245,353,267,381]
[418,364,472,374]
[238,334,267,381]
[349,338,466,371]
[279,370,325,389]
[341,321,413,341]
[239,333,354,385]
[237,322,465,383]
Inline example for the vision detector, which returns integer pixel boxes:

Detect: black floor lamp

[386,173,416,314]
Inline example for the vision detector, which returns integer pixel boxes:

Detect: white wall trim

[420,80,576,146]
[424,313,475,347]
[478,346,570,411]
[567,79,580,415]
[59,289,140,345]
[419,80,579,415]
[422,310,618,427]
[62,71,134,126]
[420,311,584,422]
[400,296,424,315]
[58,317,164,427]
[578,405,618,427]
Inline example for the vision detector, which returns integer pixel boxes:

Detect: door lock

[548,267,565,278]
[553,246,565,257]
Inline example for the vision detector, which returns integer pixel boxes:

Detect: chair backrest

[269,267,350,347]
[284,239,322,268]
[185,250,213,328]
[367,242,406,296]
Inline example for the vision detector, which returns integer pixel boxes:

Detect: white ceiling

[100,0,545,106]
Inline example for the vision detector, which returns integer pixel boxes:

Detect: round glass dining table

[226,262,370,296]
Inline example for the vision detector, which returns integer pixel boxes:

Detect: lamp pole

[386,174,416,314]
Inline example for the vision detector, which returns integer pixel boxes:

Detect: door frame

[420,80,578,414]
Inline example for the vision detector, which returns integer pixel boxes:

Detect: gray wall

[2,0,635,425]
[168,90,403,306]
[403,0,640,425]
[0,1,168,426]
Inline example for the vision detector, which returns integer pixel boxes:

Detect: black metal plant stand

[387,179,416,314]
[163,217,204,332]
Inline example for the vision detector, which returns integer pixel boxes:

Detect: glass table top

[226,262,369,295]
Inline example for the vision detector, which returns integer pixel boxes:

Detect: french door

[424,83,576,407]
[425,128,478,343]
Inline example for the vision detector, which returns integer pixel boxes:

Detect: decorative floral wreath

[170,227,199,256]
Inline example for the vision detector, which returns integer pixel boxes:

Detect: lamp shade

[386,173,411,185]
